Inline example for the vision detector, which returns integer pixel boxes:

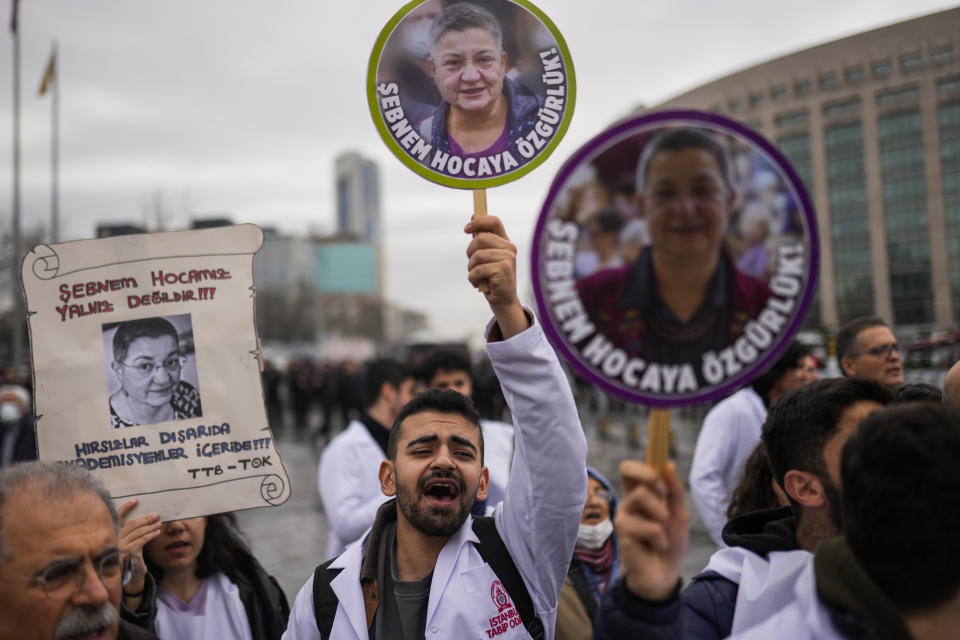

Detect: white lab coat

[317,420,391,560]
[725,555,846,639]
[704,545,812,634]
[690,387,767,545]
[285,320,588,640]
[480,418,514,510]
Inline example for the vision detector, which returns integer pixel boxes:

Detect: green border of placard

[367,0,576,189]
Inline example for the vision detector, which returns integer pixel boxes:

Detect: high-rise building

[334,151,381,242]
[650,7,960,333]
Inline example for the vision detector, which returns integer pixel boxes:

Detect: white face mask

[0,401,22,424]
[577,517,613,550]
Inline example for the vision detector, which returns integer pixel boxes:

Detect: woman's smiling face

[640,147,735,261]
[428,27,506,114]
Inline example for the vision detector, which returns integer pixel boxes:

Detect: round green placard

[367,0,576,189]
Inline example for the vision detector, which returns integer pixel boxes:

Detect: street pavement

[236,405,718,604]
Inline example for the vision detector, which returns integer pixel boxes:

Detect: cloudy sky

[1,0,956,343]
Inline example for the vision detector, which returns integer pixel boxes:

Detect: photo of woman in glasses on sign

[103,315,202,428]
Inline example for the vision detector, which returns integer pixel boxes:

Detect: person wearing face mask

[556,467,620,640]
[0,383,37,468]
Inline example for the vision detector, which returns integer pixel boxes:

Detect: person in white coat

[730,402,960,640]
[283,215,588,640]
[418,348,514,514]
[317,360,415,559]
[594,377,892,640]
[689,341,817,544]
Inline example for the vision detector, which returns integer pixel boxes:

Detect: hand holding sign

[615,460,689,602]
[466,215,527,340]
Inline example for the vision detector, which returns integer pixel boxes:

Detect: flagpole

[10,0,24,368]
[51,40,58,243]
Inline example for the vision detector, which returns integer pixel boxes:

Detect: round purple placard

[531,110,819,407]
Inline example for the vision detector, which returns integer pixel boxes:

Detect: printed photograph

[372,0,572,185]
[534,114,818,405]
[102,314,202,428]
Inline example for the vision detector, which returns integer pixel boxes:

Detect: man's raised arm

[465,215,588,620]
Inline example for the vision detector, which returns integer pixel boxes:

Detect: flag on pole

[9,0,19,34]
[38,49,56,96]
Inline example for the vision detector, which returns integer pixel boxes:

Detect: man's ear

[783,470,825,509]
[380,381,396,405]
[475,466,490,502]
[111,360,123,377]
[840,356,857,377]
[426,56,436,77]
[379,460,397,497]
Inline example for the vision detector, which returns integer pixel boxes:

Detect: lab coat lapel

[425,517,478,624]
[330,543,370,640]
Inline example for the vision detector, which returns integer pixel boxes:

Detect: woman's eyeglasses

[116,355,187,378]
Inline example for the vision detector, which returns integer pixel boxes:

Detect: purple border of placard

[531,109,820,408]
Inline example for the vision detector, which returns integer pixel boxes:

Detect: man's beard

[54,602,118,640]
[821,473,844,533]
[396,469,476,537]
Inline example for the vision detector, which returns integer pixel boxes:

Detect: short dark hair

[635,127,735,194]
[842,403,960,611]
[419,349,472,385]
[894,382,942,404]
[835,316,888,375]
[387,389,483,464]
[762,377,893,520]
[144,513,249,583]
[429,3,503,52]
[361,359,411,409]
[112,317,179,363]
[750,341,814,405]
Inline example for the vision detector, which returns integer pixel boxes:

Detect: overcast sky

[2,1,956,344]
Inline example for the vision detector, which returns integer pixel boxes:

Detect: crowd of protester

[2,213,959,640]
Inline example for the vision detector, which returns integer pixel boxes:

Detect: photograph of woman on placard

[577,127,774,365]
[417,3,542,159]
[373,0,571,184]
[103,315,202,428]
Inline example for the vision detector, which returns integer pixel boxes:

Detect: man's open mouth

[423,478,462,505]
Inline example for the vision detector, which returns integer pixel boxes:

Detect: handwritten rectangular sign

[21,224,289,519]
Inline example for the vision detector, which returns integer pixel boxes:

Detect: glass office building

[653,7,960,332]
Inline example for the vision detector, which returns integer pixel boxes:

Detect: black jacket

[595,506,798,640]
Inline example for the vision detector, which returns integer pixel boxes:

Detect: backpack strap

[567,559,598,621]
[472,516,545,640]
[312,558,343,640]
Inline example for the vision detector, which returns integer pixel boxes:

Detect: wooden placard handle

[473,189,490,294]
[644,408,671,474]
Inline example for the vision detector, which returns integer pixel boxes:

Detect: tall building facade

[334,151,381,242]
[652,7,960,333]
